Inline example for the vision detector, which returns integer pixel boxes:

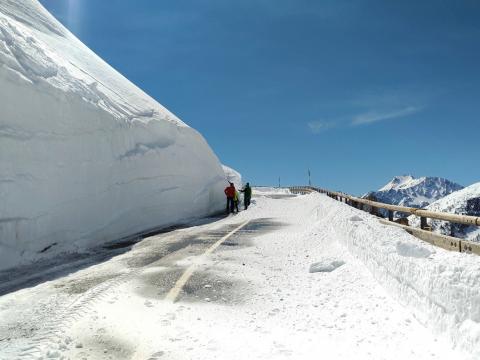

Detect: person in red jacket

[224,182,236,214]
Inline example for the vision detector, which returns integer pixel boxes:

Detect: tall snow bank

[314,194,480,357]
[0,0,226,270]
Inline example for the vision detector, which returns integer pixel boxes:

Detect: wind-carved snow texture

[366,175,463,210]
[322,195,480,356]
[0,0,227,270]
[408,182,480,242]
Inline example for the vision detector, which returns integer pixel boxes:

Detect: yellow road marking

[165,219,251,303]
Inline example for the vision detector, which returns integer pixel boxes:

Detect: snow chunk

[395,241,434,258]
[349,215,364,222]
[309,258,345,273]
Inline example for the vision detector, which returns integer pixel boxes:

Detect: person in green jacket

[240,183,252,210]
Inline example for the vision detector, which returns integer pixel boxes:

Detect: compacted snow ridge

[367,175,464,210]
[409,182,480,242]
[0,0,227,271]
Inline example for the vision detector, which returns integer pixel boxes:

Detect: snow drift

[0,0,227,270]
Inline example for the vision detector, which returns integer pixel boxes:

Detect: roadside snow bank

[315,194,480,356]
[0,1,226,270]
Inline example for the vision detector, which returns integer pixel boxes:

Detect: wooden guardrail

[289,186,480,255]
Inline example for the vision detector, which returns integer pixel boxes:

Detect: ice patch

[395,241,434,258]
[309,258,345,273]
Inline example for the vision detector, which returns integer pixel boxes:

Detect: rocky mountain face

[366,175,464,209]
[408,182,480,242]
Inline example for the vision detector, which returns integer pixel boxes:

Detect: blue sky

[39,0,479,195]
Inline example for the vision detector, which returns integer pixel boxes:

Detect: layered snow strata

[315,194,480,356]
[0,0,226,270]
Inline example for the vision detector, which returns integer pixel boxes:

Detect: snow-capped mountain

[366,175,463,209]
[0,0,227,270]
[409,182,480,242]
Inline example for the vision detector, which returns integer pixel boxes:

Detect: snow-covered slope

[367,175,463,209]
[0,0,226,270]
[409,182,480,242]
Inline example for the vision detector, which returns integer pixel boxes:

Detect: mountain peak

[371,175,464,209]
[380,175,415,191]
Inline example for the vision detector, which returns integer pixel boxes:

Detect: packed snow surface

[368,175,463,208]
[0,191,478,359]
[0,0,226,270]
[409,182,480,241]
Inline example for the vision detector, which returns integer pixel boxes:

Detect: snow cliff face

[367,175,463,209]
[408,183,480,242]
[0,0,227,270]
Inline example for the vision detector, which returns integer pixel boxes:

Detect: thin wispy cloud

[308,105,423,134]
[307,121,336,134]
[351,106,422,126]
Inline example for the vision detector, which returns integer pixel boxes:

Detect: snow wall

[316,194,480,357]
[0,1,227,270]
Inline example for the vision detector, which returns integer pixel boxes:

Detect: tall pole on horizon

[308,169,311,186]
[278,177,281,188]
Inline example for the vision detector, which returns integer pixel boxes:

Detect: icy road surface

[0,192,471,359]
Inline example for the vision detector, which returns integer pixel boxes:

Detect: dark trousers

[244,196,251,210]
[226,197,234,213]
[234,200,239,213]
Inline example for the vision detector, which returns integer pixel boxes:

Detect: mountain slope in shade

[409,182,480,242]
[366,175,464,209]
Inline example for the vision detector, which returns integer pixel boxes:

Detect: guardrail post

[388,210,393,222]
[420,216,428,230]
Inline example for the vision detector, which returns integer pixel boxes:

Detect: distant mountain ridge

[366,175,464,209]
[408,182,480,242]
